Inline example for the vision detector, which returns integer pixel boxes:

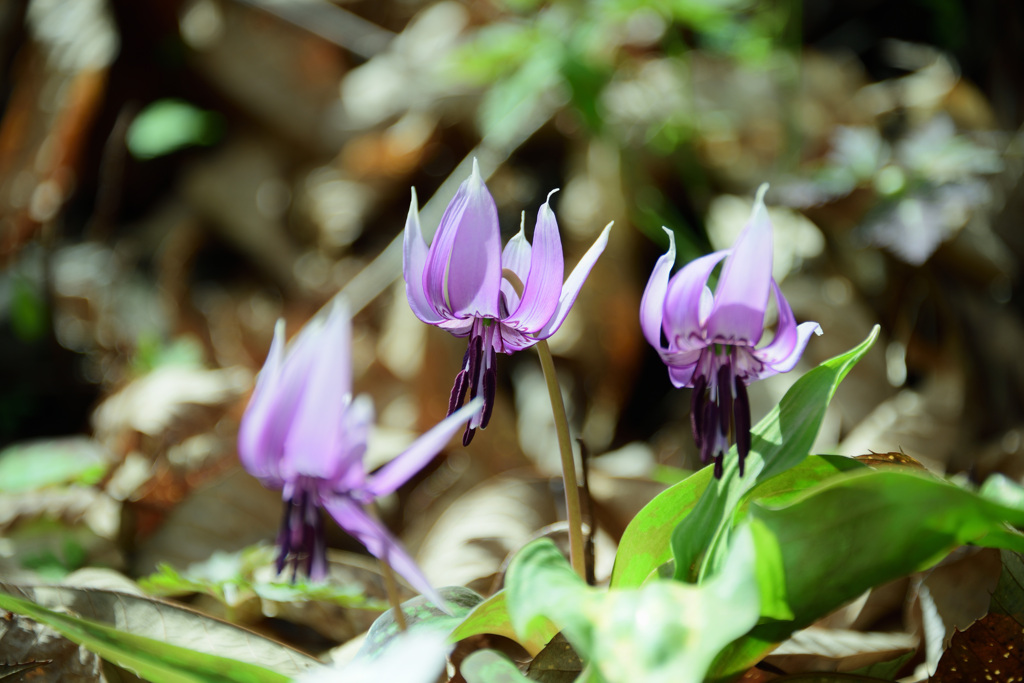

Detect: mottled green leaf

[0,591,299,682]
[507,529,760,682]
[359,586,482,659]
[461,649,532,683]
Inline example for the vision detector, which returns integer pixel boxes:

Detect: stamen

[691,373,708,446]
[734,377,751,476]
[717,364,732,440]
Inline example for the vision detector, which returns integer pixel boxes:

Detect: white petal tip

[545,188,560,205]
[755,183,769,205]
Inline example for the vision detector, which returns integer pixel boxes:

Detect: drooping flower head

[640,186,822,477]
[403,159,612,444]
[238,302,481,608]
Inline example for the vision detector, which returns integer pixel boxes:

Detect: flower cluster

[238,167,818,612]
[403,160,612,444]
[238,302,481,606]
[640,188,821,476]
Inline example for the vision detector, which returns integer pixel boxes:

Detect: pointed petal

[662,250,728,349]
[751,281,822,376]
[506,192,564,332]
[706,186,773,344]
[534,221,612,339]
[500,212,531,314]
[403,188,444,325]
[640,228,676,351]
[367,398,484,499]
[237,319,289,486]
[281,304,356,481]
[423,159,502,319]
[321,495,450,613]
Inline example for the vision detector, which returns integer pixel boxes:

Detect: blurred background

[2,0,1024,653]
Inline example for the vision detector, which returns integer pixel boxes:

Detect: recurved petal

[750,280,821,375]
[534,221,612,340]
[403,188,444,325]
[706,186,774,344]
[640,228,676,351]
[423,159,502,320]
[321,495,450,614]
[366,398,483,499]
[500,213,531,314]
[281,303,356,482]
[506,192,564,332]
[668,363,699,388]
[663,250,729,348]
[237,319,289,486]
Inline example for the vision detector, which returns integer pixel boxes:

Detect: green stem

[536,339,587,581]
[379,555,408,632]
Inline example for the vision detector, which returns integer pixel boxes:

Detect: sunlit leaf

[0,590,301,682]
[0,583,320,677]
[709,470,1024,680]
[507,529,760,682]
[449,590,557,656]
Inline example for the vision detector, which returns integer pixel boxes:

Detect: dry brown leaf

[930,613,1024,682]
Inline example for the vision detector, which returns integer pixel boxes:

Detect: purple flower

[403,160,612,444]
[238,303,481,608]
[640,188,821,477]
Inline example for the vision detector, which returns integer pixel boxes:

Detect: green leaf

[0,583,320,677]
[449,590,557,656]
[708,469,1024,680]
[673,326,880,584]
[990,549,1024,624]
[0,591,299,682]
[127,99,223,160]
[0,438,110,493]
[359,587,482,659]
[506,530,761,682]
[461,650,533,683]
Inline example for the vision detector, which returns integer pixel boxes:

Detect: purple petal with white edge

[237,319,288,486]
[366,398,483,499]
[499,213,531,314]
[506,192,564,332]
[639,228,676,351]
[706,185,774,345]
[424,159,502,319]
[533,221,613,339]
[322,495,450,614]
[403,188,444,325]
[662,250,729,349]
[281,304,355,482]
